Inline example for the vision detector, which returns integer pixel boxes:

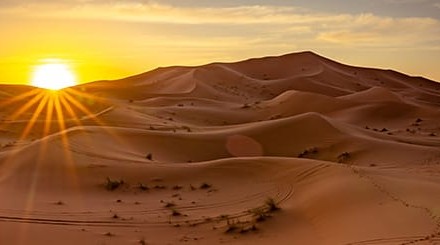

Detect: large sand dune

[1,51,440,244]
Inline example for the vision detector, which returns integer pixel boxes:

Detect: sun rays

[0,86,116,242]
[0,87,111,209]
[0,88,105,140]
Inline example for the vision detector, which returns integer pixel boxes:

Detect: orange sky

[1,1,439,85]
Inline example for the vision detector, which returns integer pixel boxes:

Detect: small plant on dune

[248,207,270,222]
[138,238,146,245]
[337,152,351,163]
[224,219,258,234]
[146,153,153,160]
[138,183,149,191]
[164,201,176,208]
[219,214,229,219]
[265,198,280,212]
[106,177,124,191]
[225,219,240,233]
[199,182,212,189]
[171,208,182,216]
[297,147,319,158]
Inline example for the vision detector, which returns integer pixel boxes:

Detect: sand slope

[1,51,440,244]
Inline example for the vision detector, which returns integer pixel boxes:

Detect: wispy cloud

[2,1,439,48]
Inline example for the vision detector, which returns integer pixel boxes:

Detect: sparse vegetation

[171,208,182,216]
[219,214,229,219]
[224,219,258,234]
[225,219,240,233]
[164,202,176,208]
[106,177,124,191]
[337,152,351,163]
[297,147,319,158]
[138,183,149,191]
[265,198,280,212]
[146,153,153,160]
[222,197,280,235]
[248,207,270,222]
[199,182,212,189]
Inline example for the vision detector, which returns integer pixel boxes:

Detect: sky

[0,0,439,85]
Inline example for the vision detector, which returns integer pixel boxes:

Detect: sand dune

[1,51,440,244]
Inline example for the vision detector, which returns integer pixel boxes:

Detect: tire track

[0,183,294,229]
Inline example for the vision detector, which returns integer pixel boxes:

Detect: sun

[31,61,77,90]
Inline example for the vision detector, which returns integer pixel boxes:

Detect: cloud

[383,0,430,3]
[1,1,439,50]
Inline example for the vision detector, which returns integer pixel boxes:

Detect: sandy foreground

[0,51,440,244]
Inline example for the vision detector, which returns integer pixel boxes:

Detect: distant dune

[1,51,440,244]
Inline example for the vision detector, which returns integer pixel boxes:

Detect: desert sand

[0,51,440,244]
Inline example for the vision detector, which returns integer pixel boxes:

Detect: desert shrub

[249,207,269,222]
[106,177,123,191]
[164,202,175,208]
[337,152,351,163]
[199,182,212,189]
[225,219,239,233]
[138,183,149,191]
[298,147,319,158]
[146,153,153,160]
[171,208,182,216]
[265,198,280,212]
